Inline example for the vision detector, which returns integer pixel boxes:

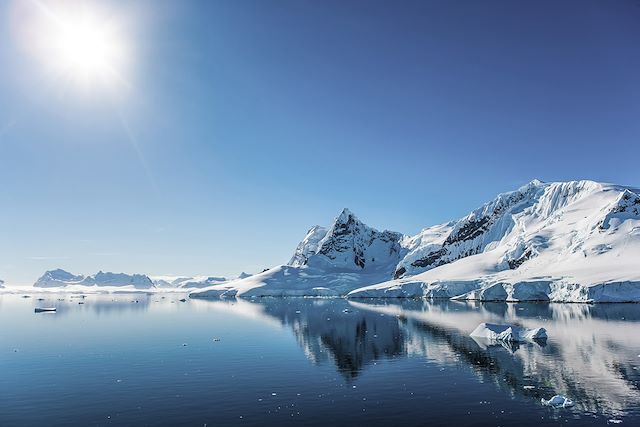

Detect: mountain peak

[289,209,404,272]
[335,208,356,223]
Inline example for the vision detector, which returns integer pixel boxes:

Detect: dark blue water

[1,294,639,426]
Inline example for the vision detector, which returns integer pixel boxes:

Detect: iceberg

[470,322,547,343]
[541,395,574,408]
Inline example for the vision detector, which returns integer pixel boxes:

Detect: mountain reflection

[255,298,405,378]
[240,298,640,417]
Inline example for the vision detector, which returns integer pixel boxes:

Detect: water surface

[1,294,639,426]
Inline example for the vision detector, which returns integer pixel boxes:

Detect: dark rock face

[393,266,407,280]
[410,248,448,269]
[399,184,541,277]
[508,249,532,270]
[599,189,640,230]
[445,188,530,246]
[444,217,490,245]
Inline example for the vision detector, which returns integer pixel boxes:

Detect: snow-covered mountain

[192,180,640,302]
[151,276,194,288]
[34,269,155,289]
[151,275,228,289]
[191,208,406,298]
[290,208,405,273]
[350,180,640,302]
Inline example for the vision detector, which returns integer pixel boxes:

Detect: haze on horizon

[1,0,639,285]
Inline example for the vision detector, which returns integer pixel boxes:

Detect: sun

[14,0,130,88]
[54,14,120,80]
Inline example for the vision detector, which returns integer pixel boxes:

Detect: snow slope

[191,209,406,298]
[349,180,640,302]
[34,269,155,289]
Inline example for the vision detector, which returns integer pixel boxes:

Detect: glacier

[193,180,640,302]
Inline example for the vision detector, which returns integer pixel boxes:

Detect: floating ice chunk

[34,307,56,313]
[470,323,547,343]
[541,395,574,408]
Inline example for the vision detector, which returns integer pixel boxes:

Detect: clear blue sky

[1,0,639,285]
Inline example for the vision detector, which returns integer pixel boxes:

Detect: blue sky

[1,0,639,285]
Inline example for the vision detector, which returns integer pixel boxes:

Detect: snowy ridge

[393,180,601,278]
[34,269,155,289]
[289,225,328,267]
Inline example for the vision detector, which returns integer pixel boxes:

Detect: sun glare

[15,0,130,89]
[54,16,119,78]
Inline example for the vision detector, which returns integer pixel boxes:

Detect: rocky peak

[291,208,405,272]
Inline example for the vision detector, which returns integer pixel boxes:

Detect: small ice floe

[523,385,536,390]
[34,307,57,313]
[541,395,574,408]
[470,323,547,343]
[608,419,623,424]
